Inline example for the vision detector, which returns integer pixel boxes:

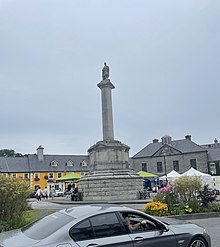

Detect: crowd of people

[34,186,48,201]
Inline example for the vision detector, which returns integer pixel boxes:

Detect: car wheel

[189,237,207,247]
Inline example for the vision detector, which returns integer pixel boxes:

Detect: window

[49,173,54,179]
[209,163,216,175]
[70,220,93,241]
[57,172,62,178]
[90,213,126,238]
[190,159,197,169]
[82,160,88,167]
[70,213,127,242]
[66,160,74,167]
[34,173,39,179]
[157,162,163,172]
[24,173,29,179]
[50,160,58,167]
[22,212,73,240]
[142,163,147,172]
[173,160,179,171]
[119,212,158,233]
[12,173,17,178]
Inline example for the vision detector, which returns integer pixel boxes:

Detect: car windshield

[22,212,74,240]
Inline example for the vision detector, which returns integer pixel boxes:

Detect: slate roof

[28,154,89,172]
[0,154,89,173]
[202,147,220,162]
[132,139,207,158]
[0,157,29,173]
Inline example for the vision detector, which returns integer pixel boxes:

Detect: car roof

[59,204,137,219]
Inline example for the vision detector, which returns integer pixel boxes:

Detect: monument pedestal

[78,140,143,201]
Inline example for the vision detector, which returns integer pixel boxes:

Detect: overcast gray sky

[0,0,219,156]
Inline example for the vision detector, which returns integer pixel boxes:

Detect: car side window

[119,212,158,233]
[90,212,127,238]
[69,219,94,241]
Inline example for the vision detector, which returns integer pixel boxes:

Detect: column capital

[97,79,115,90]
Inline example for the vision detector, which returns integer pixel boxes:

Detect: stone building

[201,138,220,175]
[131,135,209,176]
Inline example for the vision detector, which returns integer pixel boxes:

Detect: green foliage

[0,176,31,232]
[149,176,219,216]
[187,198,201,213]
[174,176,202,203]
[207,202,220,212]
[0,149,24,157]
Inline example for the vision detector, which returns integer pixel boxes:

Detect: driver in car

[122,213,147,231]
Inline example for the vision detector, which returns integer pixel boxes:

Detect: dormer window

[66,160,74,167]
[51,160,58,167]
[81,160,88,167]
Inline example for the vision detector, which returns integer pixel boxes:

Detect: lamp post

[162,150,168,185]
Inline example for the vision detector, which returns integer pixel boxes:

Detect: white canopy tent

[159,170,181,182]
[181,168,213,188]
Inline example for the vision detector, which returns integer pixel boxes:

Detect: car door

[119,211,176,247]
[69,212,133,247]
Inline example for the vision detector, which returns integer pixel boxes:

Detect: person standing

[35,186,42,201]
[42,187,48,199]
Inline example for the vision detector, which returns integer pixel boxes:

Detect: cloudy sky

[0,0,219,156]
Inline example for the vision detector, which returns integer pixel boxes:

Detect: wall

[132,151,208,175]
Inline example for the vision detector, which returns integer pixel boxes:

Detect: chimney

[214,138,218,147]
[185,135,191,141]
[153,139,159,143]
[36,145,44,161]
[161,135,172,145]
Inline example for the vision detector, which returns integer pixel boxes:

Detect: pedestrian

[35,186,42,201]
[42,187,48,199]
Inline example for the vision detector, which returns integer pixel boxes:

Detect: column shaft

[101,86,114,141]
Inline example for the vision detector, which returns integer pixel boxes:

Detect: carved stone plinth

[79,169,143,201]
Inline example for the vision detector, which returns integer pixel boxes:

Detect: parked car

[0,205,211,247]
[54,189,64,197]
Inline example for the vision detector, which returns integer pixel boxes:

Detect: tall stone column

[78,63,143,201]
[97,80,115,141]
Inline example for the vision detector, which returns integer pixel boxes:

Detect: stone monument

[78,63,142,201]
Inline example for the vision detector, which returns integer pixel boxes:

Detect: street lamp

[162,149,168,185]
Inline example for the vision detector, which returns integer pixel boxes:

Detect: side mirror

[159,223,169,232]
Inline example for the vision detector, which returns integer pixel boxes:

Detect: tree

[0,149,24,157]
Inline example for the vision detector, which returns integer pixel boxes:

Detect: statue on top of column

[102,62,110,80]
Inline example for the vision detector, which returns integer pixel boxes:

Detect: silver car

[0,204,211,247]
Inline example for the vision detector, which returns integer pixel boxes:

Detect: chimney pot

[153,139,159,143]
[185,135,191,141]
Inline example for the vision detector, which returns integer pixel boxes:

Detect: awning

[137,171,158,178]
[56,172,82,181]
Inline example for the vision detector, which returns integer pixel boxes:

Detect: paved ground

[29,197,150,210]
[29,197,219,247]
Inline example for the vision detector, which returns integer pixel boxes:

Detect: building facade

[0,145,89,191]
[201,138,220,175]
[131,135,209,176]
